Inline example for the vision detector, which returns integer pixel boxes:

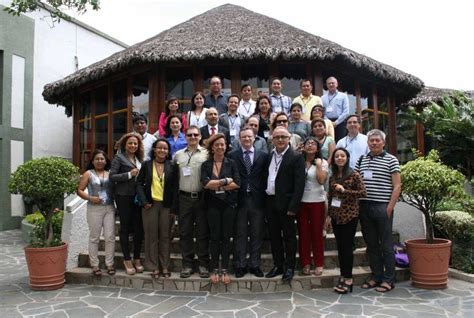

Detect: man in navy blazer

[264,126,305,283]
[228,128,269,278]
[200,107,231,148]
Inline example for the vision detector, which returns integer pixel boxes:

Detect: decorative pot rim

[24,242,68,251]
[405,238,451,247]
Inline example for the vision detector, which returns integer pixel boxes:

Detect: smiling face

[125,136,139,155]
[272,127,290,153]
[133,119,147,135]
[153,141,169,162]
[271,79,282,94]
[239,129,255,150]
[368,134,385,155]
[227,96,239,113]
[275,114,289,128]
[290,105,302,121]
[212,137,226,156]
[92,153,107,170]
[168,99,179,113]
[326,77,338,94]
[301,80,312,97]
[206,107,219,125]
[334,149,348,168]
[303,139,318,156]
[346,116,360,136]
[241,86,252,100]
[312,121,326,138]
[311,106,324,119]
[185,128,201,147]
[258,98,270,114]
[193,94,204,108]
[169,117,182,133]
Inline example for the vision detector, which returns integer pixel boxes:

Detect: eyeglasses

[210,82,221,85]
[273,135,289,140]
[276,120,288,124]
[186,133,199,137]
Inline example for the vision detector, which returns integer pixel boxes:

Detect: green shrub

[439,197,474,216]
[28,210,64,247]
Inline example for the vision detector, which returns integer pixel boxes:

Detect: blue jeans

[359,201,395,283]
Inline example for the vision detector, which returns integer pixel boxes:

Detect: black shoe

[180,267,193,278]
[265,266,284,278]
[249,267,264,277]
[199,266,210,278]
[282,269,294,283]
[235,267,247,278]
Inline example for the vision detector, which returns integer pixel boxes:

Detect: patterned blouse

[328,171,366,224]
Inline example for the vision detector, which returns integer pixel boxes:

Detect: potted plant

[8,157,79,290]
[401,150,465,289]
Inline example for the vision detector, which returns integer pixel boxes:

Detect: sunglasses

[276,119,288,124]
[186,133,199,137]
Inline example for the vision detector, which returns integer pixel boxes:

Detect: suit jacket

[109,153,141,196]
[200,124,231,149]
[228,148,268,208]
[219,113,246,131]
[135,159,178,214]
[267,147,305,214]
[200,157,241,207]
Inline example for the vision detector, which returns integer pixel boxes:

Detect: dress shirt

[266,145,290,195]
[173,146,208,192]
[208,124,219,136]
[225,113,241,138]
[269,93,292,115]
[322,90,350,126]
[167,132,188,158]
[140,132,157,161]
[336,133,369,168]
[238,99,256,119]
[204,92,228,114]
[292,94,323,121]
[242,146,255,164]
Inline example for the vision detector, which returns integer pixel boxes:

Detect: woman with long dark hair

[136,138,178,279]
[165,114,187,158]
[187,91,208,128]
[201,133,240,285]
[309,104,335,139]
[77,150,116,277]
[253,95,275,140]
[297,137,328,276]
[110,132,144,275]
[288,102,311,139]
[158,96,188,137]
[328,147,366,294]
[311,118,336,164]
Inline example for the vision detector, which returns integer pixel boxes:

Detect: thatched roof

[405,86,473,107]
[43,3,424,111]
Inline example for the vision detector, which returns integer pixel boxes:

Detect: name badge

[363,170,373,180]
[215,190,225,194]
[98,190,107,203]
[230,128,236,136]
[331,198,342,207]
[326,106,334,113]
[264,131,270,138]
[182,167,192,176]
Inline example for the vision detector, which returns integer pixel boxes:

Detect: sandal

[133,259,144,273]
[361,277,379,289]
[376,281,395,293]
[301,265,311,276]
[334,278,353,294]
[124,260,136,275]
[92,267,102,277]
[210,269,220,284]
[221,269,231,285]
[314,267,323,276]
[151,270,160,279]
[106,266,116,276]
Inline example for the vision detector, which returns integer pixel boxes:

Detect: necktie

[244,150,252,175]
[211,127,216,135]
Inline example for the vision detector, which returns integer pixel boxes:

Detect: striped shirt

[355,151,400,202]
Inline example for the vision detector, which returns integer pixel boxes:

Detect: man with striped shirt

[355,129,401,293]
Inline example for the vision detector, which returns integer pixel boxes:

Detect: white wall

[1,1,126,159]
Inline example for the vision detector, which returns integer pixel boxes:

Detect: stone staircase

[66,218,410,292]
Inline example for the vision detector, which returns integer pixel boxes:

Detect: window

[396,107,416,164]
[132,73,149,116]
[165,67,194,112]
[241,64,269,99]
[279,64,306,98]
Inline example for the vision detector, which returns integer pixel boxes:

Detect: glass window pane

[112,80,127,112]
[95,116,108,152]
[279,64,306,98]
[132,73,149,116]
[113,112,128,150]
[95,86,108,115]
[80,119,92,170]
[203,65,231,94]
[165,67,194,112]
[361,109,375,133]
[241,64,269,99]
[79,92,91,119]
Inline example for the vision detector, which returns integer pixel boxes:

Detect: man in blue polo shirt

[204,76,228,115]
[355,129,401,293]
[322,76,349,143]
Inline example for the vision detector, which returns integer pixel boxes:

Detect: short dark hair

[346,114,361,123]
[241,84,251,92]
[228,94,241,103]
[132,113,148,124]
[271,112,289,130]
[290,102,302,112]
[300,79,312,87]
[271,77,281,84]
[239,127,255,137]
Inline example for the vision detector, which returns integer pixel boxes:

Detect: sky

[71,0,473,90]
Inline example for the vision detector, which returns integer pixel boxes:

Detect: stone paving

[1,230,473,317]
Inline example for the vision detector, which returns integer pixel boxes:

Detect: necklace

[94,169,105,187]
[154,161,164,183]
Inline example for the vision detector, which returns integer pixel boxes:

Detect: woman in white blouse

[187,91,208,128]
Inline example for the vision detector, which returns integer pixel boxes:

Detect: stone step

[78,248,371,272]
[66,266,410,292]
[101,232,400,254]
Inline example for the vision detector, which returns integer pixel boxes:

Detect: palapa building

[43,4,426,171]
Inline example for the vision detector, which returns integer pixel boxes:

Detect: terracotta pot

[405,238,451,289]
[24,243,68,291]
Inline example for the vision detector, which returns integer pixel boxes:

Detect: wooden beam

[372,86,379,129]
[388,92,397,155]
[231,64,241,94]
[148,67,160,134]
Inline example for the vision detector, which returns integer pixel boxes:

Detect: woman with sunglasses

[267,112,302,152]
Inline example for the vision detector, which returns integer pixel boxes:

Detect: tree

[8,157,79,247]
[3,0,100,22]
[409,92,474,180]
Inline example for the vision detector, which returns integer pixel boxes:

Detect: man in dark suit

[264,126,305,283]
[200,107,231,148]
[228,128,269,278]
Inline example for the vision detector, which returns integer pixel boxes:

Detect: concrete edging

[449,268,474,283]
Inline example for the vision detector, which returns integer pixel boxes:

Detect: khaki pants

[87,204,115,267]
[142,201,171,271]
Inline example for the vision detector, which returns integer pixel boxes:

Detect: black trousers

[265,196,297,270]
[332,217,358,278]
[178,194,209,268]
[115,195,143,261]
[233,194,264,269]
[207,204,236,270]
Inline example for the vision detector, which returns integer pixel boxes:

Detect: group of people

[77,75,401,294]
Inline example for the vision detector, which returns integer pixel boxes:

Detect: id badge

[98,190,107,203]
[215,190,225,194]
[363,170,373,180]
[264,130,270,138]
[331,198,342,208]
[326,106,334,113]
[230,128,236,136]
[182,167,192,176]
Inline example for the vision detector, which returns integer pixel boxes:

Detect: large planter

[24,242,68,291]
[405,238,451,289]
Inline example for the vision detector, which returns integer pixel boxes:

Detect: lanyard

[273,152,284,172]
[186,149,196,166]
[328,92,338,105]
[242,101,251,114]
[228,114,238,129]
